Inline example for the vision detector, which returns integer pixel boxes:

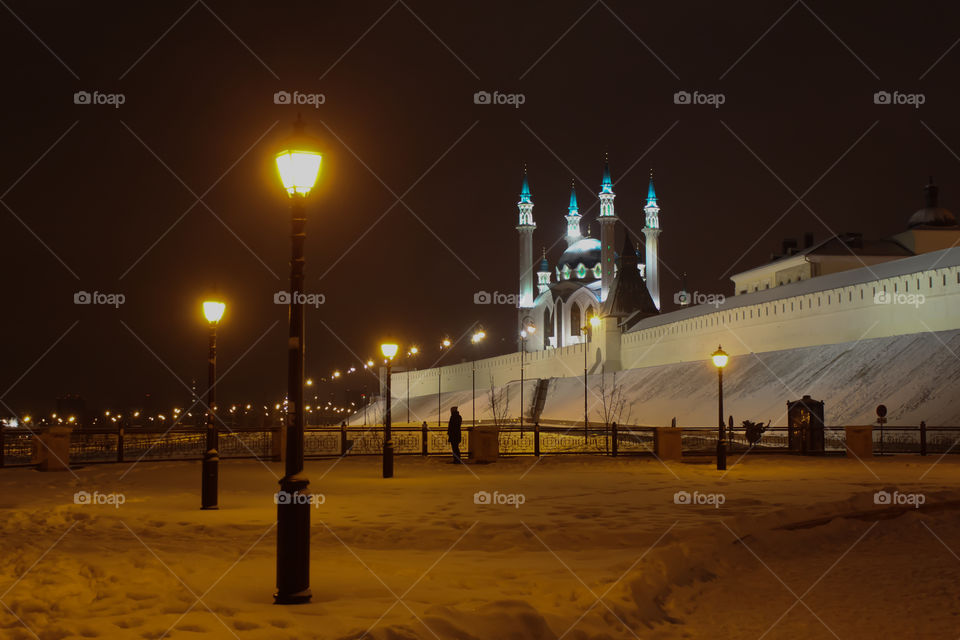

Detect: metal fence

[2,422,958,467]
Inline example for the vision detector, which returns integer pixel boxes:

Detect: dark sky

[2,0,960,412]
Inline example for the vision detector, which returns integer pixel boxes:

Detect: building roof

[732,233,913,280]
[603,235,658,320]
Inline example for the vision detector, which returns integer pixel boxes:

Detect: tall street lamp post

[201,299,225,510]
[274,117,322,605]
[471,327,486,428]
[712,345,729,471]
[381,342,398,478]
[437,337,451,426]
[406,346,418,423]
[519,321,535,429]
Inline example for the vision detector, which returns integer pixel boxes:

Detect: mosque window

[593,264,602,279]
[576,264,587,279]
[570,304,581,332]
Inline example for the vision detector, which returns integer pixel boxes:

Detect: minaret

[565,181,582,246]
[643,170,661,310]
[598,157,618,302]
[536,247,551,295]
[517,170,536,336]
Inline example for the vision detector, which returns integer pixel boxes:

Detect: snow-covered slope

[355,330,960,427]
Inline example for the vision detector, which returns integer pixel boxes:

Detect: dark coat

[447,411,462,443]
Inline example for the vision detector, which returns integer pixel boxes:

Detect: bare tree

[594,370,629,428]
[488,376,511,427]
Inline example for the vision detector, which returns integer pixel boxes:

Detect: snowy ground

[1,453,959,639]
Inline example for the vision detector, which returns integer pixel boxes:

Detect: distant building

[732,179,960,295]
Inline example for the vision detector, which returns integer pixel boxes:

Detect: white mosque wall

[379,248,960,417]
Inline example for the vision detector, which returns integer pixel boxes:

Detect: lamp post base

[201,450,219,510]
[275,474,312,604]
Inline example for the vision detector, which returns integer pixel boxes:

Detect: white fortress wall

[621,247,960,368]
[385,248,960,407]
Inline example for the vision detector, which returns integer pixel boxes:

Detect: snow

[1,454,958,639]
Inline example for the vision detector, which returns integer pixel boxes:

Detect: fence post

[340,421,348,456]
[611,422,618,457]
[671,417,676,428]
[920,420,927,456]
[534,421,540,457]
[117,421,124,463]
[422,421,429,456]
[727,415,734,452]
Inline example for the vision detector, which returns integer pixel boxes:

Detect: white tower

[517,171,536,339]
[598,158,618,302]
[565,181,582,246]
[643,171,661,310]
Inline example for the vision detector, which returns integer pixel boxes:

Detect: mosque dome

[556,237,602,281]
[908,179,957,229]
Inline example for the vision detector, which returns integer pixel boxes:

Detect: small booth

[787,395,825,454]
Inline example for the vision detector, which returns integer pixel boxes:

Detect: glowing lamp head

[589,315,601,328]
[472,329,486,343]
[275,118,322,197]
[203,300,225,324]
[712,345,729,369]
[409,346,419,355]
[381,343,399,359]
[306,378,314,386]
[441,338,451,348]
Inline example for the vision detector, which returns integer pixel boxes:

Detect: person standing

[447,406,463,464]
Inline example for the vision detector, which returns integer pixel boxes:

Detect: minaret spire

[597,155,618,301]
[516,168,536,346]
[643,168,662,310]
[564,179,582,246]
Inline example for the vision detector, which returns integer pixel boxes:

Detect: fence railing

[1,422,957,467]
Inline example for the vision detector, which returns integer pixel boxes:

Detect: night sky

[2,0,960,412]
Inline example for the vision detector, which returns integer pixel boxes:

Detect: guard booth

[787,395,825,454]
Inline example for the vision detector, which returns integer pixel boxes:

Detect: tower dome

[908,178,957,228]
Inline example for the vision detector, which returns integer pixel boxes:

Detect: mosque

[516,161,662,351]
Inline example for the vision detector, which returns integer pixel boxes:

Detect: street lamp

[471,327,486,428]
[381,342,399,479]
[406,346,419,423]
[201,299,225,510]
[712,345,729,471]
[581,314,601,440]
[274,116,321,605]
[519,320,535,429]
[437,337,451,426]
